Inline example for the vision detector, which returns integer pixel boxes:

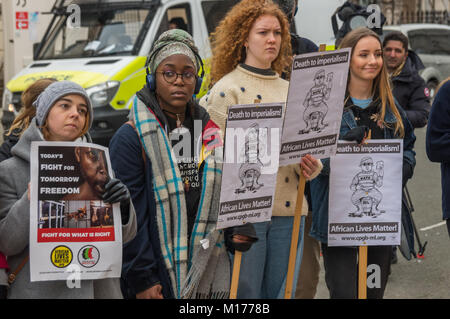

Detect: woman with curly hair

[201,0,322,299]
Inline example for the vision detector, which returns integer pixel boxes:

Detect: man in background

[383,31,431,129]
[383,31,430,264]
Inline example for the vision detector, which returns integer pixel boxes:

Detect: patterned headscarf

[147,29,199,72]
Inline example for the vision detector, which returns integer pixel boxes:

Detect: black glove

[103,178,130,204]
[402,161,413,188]
[224,223,258,254]
[102,178,131,224]
[342,126,369,144]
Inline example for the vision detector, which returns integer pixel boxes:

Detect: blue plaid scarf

[131,97,230,299]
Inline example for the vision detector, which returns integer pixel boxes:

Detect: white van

[2,0,341,146]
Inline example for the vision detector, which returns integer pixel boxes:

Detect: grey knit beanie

[33,81,93,129]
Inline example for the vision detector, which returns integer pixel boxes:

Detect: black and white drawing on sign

[299,70,334,134]
[236,123,265,194]
[218,103,283,229]
[349,156,385,218]
[280,48,351,166]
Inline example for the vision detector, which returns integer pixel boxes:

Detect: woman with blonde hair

[201,0,322,299]
[309,27,416,299]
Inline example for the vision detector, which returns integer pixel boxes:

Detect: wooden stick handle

[358,130,372,299]
[284,172,307,299]
[230,251,243,299]
[358,245,368,299]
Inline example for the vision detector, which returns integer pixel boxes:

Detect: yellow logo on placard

[51,246,73,268]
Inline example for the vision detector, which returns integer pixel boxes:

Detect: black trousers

[321,244,392,299]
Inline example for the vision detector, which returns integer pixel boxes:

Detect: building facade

[353,0,449,25]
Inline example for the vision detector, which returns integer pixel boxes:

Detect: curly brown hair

[209,0,292,86]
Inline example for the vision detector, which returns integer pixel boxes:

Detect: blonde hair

[339,27,405,138]
[209,0,292,86]
[6,78,57,137]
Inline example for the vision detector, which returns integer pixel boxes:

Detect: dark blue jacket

[426,80,450,219]
[310,100,416,243]
[391,52,431,129]
[110,123,174,298]
[291,33,318,55]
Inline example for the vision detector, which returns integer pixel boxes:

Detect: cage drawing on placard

[38,200,66,229]
[38,200,112,229]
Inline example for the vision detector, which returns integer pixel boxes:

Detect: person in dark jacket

[426,78,450,236]
[383,31,431,129]
[383,31,430,263]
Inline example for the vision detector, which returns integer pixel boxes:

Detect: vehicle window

[155,3,192,39]
[201,0,240,35]
[408,29,450,55]
[39,8,151,59]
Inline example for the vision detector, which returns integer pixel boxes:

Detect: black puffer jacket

[391,51,431,129]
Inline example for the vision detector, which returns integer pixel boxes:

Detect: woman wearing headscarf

[109,29,246,299]
[0,81,136,298]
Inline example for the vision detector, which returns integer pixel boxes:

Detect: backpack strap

[8,255,29,285]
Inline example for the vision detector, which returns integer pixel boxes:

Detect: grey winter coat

[0,119,137,298]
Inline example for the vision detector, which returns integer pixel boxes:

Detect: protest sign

[328,140,403,246]
[29,141,122,282]
[216,103,284,229]
[279,49,351,166]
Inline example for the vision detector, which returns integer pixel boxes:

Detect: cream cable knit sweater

[200,65,322,217]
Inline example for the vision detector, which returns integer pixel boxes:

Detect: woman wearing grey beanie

[0,80,136,299]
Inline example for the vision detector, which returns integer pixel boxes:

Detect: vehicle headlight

[85,81,120,108]
[2,88,14,113]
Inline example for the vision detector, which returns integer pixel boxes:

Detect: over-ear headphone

[146,44,205,95]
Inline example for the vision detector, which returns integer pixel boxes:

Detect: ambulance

[2,0,343,146]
